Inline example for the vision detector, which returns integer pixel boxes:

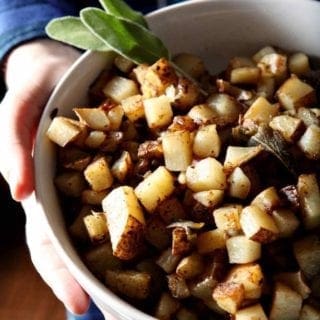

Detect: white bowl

[34,0,320,319]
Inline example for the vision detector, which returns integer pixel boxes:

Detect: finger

[23,196,90,314]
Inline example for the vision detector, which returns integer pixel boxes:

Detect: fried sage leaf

[249,125,298,177]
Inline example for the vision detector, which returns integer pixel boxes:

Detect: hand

[0,39,80,201]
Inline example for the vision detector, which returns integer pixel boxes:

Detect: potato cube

[298,124,320,160]
[230,67,260,85]
[258,53,287,81]
[256,76,275,100]
[81,189,108,205]
[289,52,311,76]
[121,94,145,122]
[84,156,113,191]
[276,75,316,111]
[167,273,191,299]
[293,235,320,279]
[155,292,180,320]
[228,167,251,199]
[135,166,175,212]
[103,75,139,103]
[226,236,261,264]
[84,130,106,149]
[105,270,151,299]
[252,46,276,63]
[197,229,226,254]
[269,282,302,320]
[193,189,224,208]
[83,213,108,244]
[193,124,221,158]
[157,197,187,224]
[235,304,267,320]
[74,107,110,131]
[213,204,242,236]
[171,227,192,256]
[54,171,86,197]
[58,147,91,171]
[162,130,193,171]
[114,54,135,73]
[212,282,245,314]
[251,186,281,213]
[188,104,216,125]
[272,208,300,238]
[156,247,182,274]
[186,157,227,192]
[107,105,124,131]
[111,151,133,183]
[240,205,279,243]
[243,96,279,124]
[176,253,204,280]
[143,95,173,129]
[46,116,85,147]
[102,186,145,260]
[297,174,320,230]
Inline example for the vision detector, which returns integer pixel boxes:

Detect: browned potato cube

[121,94,145,122]
[235,304,267,320]
[167,273,190,299]
[298,124,320,160]
[83,212,108,244]
[193,189,224,208]
[197,229,226,254]
[74,107,110,131]
[251,186,281,214]
[176,253,204,280]
[288,52,311,76]
[213,204,242,236]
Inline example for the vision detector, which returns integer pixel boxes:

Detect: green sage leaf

[80,8,169,64]
[45,16,110,51]
[99,0,148,28]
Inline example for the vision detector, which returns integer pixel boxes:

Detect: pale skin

[0,39,116,319]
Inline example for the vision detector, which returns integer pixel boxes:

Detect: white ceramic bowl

[34,0,320,319]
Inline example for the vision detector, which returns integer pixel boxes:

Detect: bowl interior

[34,0,320,319]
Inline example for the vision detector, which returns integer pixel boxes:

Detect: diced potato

[54,171,87,197]
[105,270,151,299]
[213,204,242,236]
[193,189,224,208]
[84,156,114,192]
[176,253,204,280]
[288,52,311,76]
[171,227,192,256]
[269,114,303,143]
[276,75,316,111]
[84,130,106,148]
[197,229,226,254]
[228,167,251,199]
[240,205,279,243]
[167,273,191,299]
[74,107,110,131]
[298,124,320,160]
[157,197,187,224]
[155,292,180,320]
[235,304,267,320]
[293,234,320,279]
[173,52,206,79]
[226,236,261,264]
[251,186,281,213]
[46,116,86,147]
[299,304,320,320]
[193,124,221,158]
[121,94,145,122]
[111,151,133,183]
[162,130,193,171]
[143,95,173,129]
[157,247,182,274]
[274,271,311,299]
[212,282,245,314]
[102,186,145,260]
[207,93,241,125]
[226,264,264,300]
[81,189,108,205]
[83,212,108,244]
[230,67,260,85]
[224,145,263,173]
[256,76,275,100]
[272,208,300,238]
[186,157,227,192]
[188,104,216,125]
[58,147,91,171]
[103,75,139,103]
[114,54,135,73]
[252,46,276,63]
[269,282,303,320]
[297,174,320,230]
[84,242,122,278]
[107,105,124,131]
[258,53,287,81]
[228,56,255,69]
[135,166,175,212]
[243,96,279,124]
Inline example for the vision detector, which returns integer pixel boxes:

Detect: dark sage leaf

[45,16,110,51]
[80,8,169,64]
[249,125,298,177]
[99,0,148,28]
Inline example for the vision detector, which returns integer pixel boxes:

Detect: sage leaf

[80,8,169,64]
[99,0,148,28]
[45,16,110,51]
[249,125,298,177]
